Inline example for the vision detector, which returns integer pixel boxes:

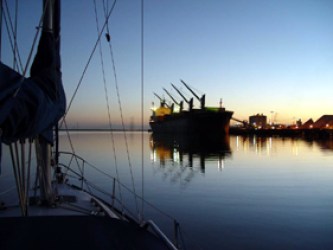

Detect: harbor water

[1,132,333,249]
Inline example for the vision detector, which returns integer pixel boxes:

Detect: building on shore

[300,118,314,129]
[249,114,267,129]
[313,115,333,129]
[295,119,302,128]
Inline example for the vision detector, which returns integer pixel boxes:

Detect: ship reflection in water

[149,133,232,173]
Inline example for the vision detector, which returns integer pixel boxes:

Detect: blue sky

[1,0,333,128]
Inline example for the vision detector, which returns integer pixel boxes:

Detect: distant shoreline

[59,128,333,139]
[59,128,150,132]
[230,127,333,139]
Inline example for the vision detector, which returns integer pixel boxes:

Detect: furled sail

[0,0,65,163]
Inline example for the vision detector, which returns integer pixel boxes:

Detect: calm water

[1,132,333,249]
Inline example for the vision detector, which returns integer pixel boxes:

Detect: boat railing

[57,151,185,250]
[141,220,180,250]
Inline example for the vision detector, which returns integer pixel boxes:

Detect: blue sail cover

[0,30,66,166]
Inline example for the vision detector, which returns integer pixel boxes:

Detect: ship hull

[150,109,233,135]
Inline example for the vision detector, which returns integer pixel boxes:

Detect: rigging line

[2,0,52,97]
[98,0,112,110]
[58,204,93,216]
[103,0,139,219]
[140,0,145,222]
[62,118,84,177]
[1,0,23,72]
[93,0,123,201]
[25,139,33,213]
[19,140,27,213]
[60,120,93,199]
[59,151,118,183]
[0,186,16,196]
[2,0,43,75]
[55,124,59,165]
[0,0,3,59]
[9,143,24,215]
[35,136,57,204]
[55,123,77,178]
[82,161,94,194]
[13,0,17,70]
[19,0,49,77]
[14,142,22,196]
[59,0,117,127]
[32,155,39,196]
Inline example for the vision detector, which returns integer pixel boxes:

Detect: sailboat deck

[0,182,116,217]
[0,183,172,250]
[0,216,171,250]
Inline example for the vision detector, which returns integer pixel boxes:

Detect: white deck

[0,182,118,218]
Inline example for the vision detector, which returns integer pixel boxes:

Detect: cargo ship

[149,80,234,135]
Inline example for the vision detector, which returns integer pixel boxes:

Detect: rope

[26,139,33,211]
[103,0,140,219]
[60,1,117,126]
[13,0,52,97]
[140,0,145,222]
[1,0,23,72]
[0,0,3,59]
[13,0,18,70]
[93,0,123,210]
[58,203,93,216]
[1,0,49,78]
[19,140,27,214]
[9,142,29,215]
[0,185,16,196]
[63,120,81,176]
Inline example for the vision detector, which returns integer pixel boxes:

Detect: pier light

[218,159,224,171]
[150,150,157,162]
[173,149,180,163]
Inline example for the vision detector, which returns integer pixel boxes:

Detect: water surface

[1,132,333,249]
[60,132,333,249]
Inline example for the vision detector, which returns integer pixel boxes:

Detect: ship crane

[163,88,184,111]
[153,92,172,109]
[231,117,250,128]
[180,80,205,109]
[171,83,193,111]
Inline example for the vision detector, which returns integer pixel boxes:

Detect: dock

[230,127,333,139]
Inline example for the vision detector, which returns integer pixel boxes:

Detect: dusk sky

[2,0,333,128]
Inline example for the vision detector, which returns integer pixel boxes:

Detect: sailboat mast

[43,0,54,31]
[37,0,60,205]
